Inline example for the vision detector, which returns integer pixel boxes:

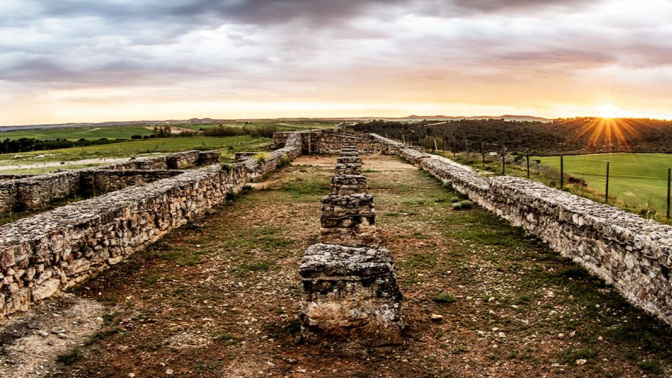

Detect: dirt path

[11,154,672,377]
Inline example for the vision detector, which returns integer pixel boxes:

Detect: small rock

[498,332,506,338]
[128,374,136,378]
[488,297,496,302]
[37,330,49,338]
[284,358,298,364]
[430,314,443,321]
[166,369,174,375]
[51,329,66,334]
[57,333,68,339]
[557,333,565,340]
[575,359,587,366]
[598,336,603,341]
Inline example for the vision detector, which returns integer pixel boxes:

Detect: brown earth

[3,154,672,377]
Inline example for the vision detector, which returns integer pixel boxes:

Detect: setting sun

[596,104,628,119]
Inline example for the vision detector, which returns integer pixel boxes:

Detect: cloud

[1,0,672,123]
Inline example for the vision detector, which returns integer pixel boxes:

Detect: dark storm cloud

[452,0,598,13]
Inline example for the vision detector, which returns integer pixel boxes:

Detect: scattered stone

[37,330,49,338]
[575,359,587,366]
[557,333,565,340]
[430,314,444,321]
[166,368,174,375]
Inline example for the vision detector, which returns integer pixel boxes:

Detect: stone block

[299,243,404,346]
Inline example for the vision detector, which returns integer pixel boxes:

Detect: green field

[535,153,672,212]
[0,136,271,173]
[0,120,339,141]
[0,126,154,140]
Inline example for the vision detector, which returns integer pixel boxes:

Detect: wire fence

[391,136,672,221]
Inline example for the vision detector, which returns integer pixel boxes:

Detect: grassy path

[54,155,672,377]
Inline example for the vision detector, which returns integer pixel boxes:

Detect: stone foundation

[299,243,404,346]
[301,146,403,345]
[0,150,221,214]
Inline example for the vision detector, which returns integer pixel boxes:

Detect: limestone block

[299,243,404,346]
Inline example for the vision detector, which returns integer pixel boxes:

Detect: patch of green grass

[160,247,205,266]
[240,261,273,272]
[56,348,82,365]
[432,293,458,304]
[638,360,665,374]
[84,328,121,346]
[216,332,240,344]
[279,177,328,197]
[562,348,597,364]
[401,253,437,269]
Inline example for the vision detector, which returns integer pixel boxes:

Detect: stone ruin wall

[0,150,221,213]
[3,127,671,329]
[272,129,401,155]
[359,133,672,327]
[0,135,302,318]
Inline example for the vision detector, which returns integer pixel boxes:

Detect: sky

[1,0,672,125]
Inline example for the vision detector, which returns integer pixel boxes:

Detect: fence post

[667,167,671,219]
[605,161,610,204]
[481,142,485,169]
[433,138,438,153]
[465,139,469,163]
[402,135,405,145]
[501,150,506,175]
[442,138,445,154]
[526,152,530,179]
[560,155,564,189]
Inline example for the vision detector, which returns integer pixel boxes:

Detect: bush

[460,200,473,209]
[131,134,142,140]
[452,202,462,210]
[451,197,460,203]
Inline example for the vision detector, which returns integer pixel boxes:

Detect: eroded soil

[5,154,672,377]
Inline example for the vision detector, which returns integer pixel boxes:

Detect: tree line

[351,118,672,155]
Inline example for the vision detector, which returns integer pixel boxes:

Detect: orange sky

[1,0,672,125]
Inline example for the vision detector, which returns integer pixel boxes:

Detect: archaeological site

[1,129,672,376]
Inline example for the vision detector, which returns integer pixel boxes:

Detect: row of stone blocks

[299,145,404,346]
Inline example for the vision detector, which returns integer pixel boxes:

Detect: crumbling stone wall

[369,134,672,327]
[0,150,221,214]
[272,129,401,155]
[238,132,302,182]
[79,170,183,197]
[0,141,296,318]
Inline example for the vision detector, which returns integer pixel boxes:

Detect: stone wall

[0,141,297,318]
[238,132,302,182]
[79,170,184,197]
[0,150,221,213]
[272,129,401,155]
[371,137,672,327]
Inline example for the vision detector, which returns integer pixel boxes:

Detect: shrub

[460,200,473,209]
[452,202,462,210]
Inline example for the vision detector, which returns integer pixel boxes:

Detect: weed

[562,348,596,364]
[433,293,458,304]
[638,360,664,374]
[56,349,82,365]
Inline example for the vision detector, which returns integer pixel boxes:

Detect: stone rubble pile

[300,145,404,346]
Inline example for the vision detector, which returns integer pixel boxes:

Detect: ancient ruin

[1,128,672,333]
[300,146,404,346]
